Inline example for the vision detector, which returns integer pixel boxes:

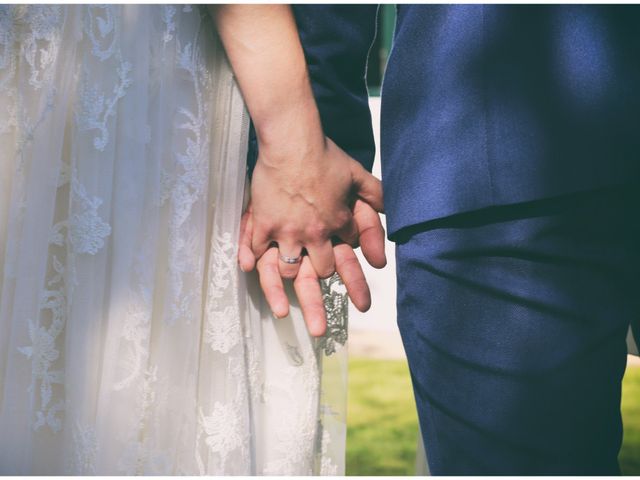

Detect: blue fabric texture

[382,5,640,238]
[395,185,640,474]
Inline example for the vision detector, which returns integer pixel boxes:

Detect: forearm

[292,5,378,171]
[212,5,324,162]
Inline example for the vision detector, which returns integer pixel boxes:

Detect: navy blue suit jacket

[254,5,640,240]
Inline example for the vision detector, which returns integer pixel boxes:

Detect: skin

[239,199,387,336]
[213,5,386,335]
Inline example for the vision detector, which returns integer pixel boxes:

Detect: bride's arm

[212,5,323,162]
[212,5,382,268]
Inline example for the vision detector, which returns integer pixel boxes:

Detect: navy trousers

[395,185,640,474]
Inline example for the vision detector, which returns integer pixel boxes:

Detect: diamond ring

[279,254,302,264]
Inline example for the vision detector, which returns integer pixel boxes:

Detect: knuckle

[279,224,301,238]
[336,210,352,227]
[305,223,329,241]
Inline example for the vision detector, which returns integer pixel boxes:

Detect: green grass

[621,363,640,475]
[346,358,640,475]
[346,358,420,475]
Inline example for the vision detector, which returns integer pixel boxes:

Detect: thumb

[350,161,384,213]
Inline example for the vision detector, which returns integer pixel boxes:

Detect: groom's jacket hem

[381,4,640,239]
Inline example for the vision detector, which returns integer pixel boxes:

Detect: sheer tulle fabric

[0,5,347,474]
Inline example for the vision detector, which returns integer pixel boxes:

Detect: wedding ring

[279,254,302,264]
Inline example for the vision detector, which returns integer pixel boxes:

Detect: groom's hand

[254,243,370,336]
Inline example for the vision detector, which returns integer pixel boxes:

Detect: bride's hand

[250,136,384,280]
[239,198,387,336]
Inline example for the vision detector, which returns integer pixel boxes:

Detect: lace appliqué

[160,40,212,325]
[204,232,242,353]
[21,6,63,90]
[21,166,110,432]
[0,7,18,94]
[85,5,117,62]
[76,6,132,152]
[50,174,111,256]
[17,257,66,432]
[76,58,132,152]
[195,358,251,474]
[7,6,63,155]
[67,423,98,474]
[113,227,156,391]
[263,344,320,475]
[113,296,151,391]
[67,176,111,254]
[161,5,176,44]
[316,273,348,356]
[197,402,245,469]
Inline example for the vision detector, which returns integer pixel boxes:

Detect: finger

[238,208,256,272]
[334,243,371,312]
[251,222,272,260]
[350,162,384,213]
[293,256,327,337]
[353,199,387,269]
[257,247,289,318]
[277,241,303,279]
[306,239,335,279]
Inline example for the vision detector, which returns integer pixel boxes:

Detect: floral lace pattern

[21,6,63,90]
[204,231,242,353]
[76,58,132,152]
[317,274,349,355]
[85,5,117,61]
[0,7,18,96]
[161,39,211,326]
[68,176,112,255]
[0,5,348,474]
[17,315,65,432]
[197,402,246,471]
[161,5,177,44]
[263,341,320,475]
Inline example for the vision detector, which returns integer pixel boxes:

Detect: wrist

[253,94,326,168]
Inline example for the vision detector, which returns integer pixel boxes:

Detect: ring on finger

[279,253,302,264]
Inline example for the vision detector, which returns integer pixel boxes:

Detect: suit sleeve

[247,5,379,175]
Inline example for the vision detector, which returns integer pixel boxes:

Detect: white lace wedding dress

[0,5,348,474]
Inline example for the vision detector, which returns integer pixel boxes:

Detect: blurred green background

[345,358,640,476]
